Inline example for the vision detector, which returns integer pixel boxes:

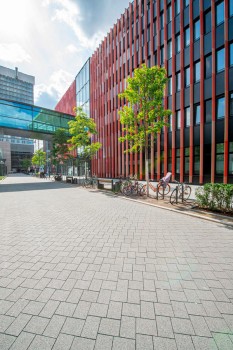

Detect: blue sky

[0,0,131,109]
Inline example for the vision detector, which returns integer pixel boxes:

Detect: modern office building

[56,0,233,184]
[0,66,35,171]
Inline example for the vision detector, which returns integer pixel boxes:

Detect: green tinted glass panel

[216,143,224,154]
[194,146,200,155]
[229,142,233,152]
[185,148,190,156]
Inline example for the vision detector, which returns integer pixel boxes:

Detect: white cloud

[0,43,31,63]
[35,69,73,103]
[44,0,105,50]
[66,44,82,54]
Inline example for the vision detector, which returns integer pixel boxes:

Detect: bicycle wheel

[84,179,91,188]
[139,184,146,196]
[183,185,191,200]
[177,184,191,201]
[158,183,170,196]
[122,184,132,196]
[170,188,178,205]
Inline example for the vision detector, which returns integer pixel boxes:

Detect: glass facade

[76,59,90,117]
[194,20,200,41]
[217,97,225,119]
[216,1,224,26]
[195,104,200,125]
[230,43,233,66]
[0,99,73,134]
[216,48,225,72]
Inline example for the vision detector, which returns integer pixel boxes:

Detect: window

[194,20,200,41]
[229,142,233,175]
[194,61,200,83]
[161,150,164,174]
[217,96,225,119]
[194,104,200,124]
[176,110,181,129]
[167,6,172,23]
[153,20,157,36]
[216,143,224,175]
[216,48,225,72]
[168,77,172,95]
[185,67,190,87]
[185,148,190,174]
[176,149,180,174]
[167,40,172,60]
[205,99,212,123]
[205,55,212,78]
[230,1,233,17]
[184,0,189,7]
[168,115,172,132]
[185,107,190,127]
[230,93,233,117]
[160,46,164,65]
[168,149,172,172]
[204,11,211,34]
[230,43,233,66]
[216,1,224,26]
[184,27,190,47]
[176,72,181,91]
[160,12,164,29]
[175,0,180,15]
[176,35,181,53]
[194,146,200,175]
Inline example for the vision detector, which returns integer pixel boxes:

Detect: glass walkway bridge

[0,98,74,139]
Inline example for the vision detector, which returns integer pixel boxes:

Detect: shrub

[195,183,233,213]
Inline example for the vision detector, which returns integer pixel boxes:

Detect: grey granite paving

[0,174,233,349]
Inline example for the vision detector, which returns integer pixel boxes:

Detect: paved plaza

[0,175,233,350]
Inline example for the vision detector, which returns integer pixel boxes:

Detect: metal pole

[156,184,159,200]
[181,184,184,203]
[176,186,178,204]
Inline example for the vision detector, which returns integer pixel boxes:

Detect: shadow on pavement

[0,181,77,193]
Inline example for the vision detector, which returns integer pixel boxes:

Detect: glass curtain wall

[75,59,91,177]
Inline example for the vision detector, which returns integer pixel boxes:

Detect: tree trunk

[145,134,149,197]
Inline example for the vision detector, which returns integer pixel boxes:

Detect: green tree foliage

[20,158,31,170]
[118,64,171,195]
[31,149,46,168]
[52,128,72,164]
[68,107,101,161]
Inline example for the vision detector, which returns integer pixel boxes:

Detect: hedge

[195,183,233,213]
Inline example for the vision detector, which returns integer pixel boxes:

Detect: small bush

[195,183,233,213]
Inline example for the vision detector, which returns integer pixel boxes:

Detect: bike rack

[156,184,165,200]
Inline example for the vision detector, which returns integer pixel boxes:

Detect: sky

[0,0,131,110]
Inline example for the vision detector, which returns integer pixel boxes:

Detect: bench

[97,178,113,191]
[66,176,73,183]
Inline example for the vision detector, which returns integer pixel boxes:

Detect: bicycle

[122,177,145,196]
[170,180,192,204]
[142,177,171,196]
[82,176,98,189]
[113,176,131,194]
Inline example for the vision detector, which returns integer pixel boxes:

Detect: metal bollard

[156,184,159,200]
[173,186,178,204]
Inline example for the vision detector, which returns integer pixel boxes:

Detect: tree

[20,158,31,170]
[31,149,46,169]
[52,128,73,165]
[68,107,101,176]
[118,64,171,196]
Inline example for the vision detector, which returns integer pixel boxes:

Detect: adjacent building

[0,66,35,172]
[56,0,233,184]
